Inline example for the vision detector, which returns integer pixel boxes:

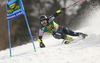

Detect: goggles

[40,20,47,24]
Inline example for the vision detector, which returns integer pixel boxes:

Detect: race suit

[38,11,81,43]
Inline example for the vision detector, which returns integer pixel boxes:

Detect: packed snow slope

[1,10,100,63]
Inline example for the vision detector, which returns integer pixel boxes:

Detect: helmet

[39,15,47,22]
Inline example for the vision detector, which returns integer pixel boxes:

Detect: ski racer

[38,8,88,48]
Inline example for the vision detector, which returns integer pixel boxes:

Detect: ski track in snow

[1,7,100,63]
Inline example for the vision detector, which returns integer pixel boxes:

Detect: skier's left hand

[61,8,65,12]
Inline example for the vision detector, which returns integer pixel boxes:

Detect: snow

[1,34,100,63]
[1,6,100,63]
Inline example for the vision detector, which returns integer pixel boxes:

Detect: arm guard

[38,38,42,43]
[38,28,44,43]
[48,8,65,21]
[56,9,62,14]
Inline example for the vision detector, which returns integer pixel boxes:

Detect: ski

[62,35,87,44]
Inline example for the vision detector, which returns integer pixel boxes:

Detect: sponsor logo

[7,11,23,20]
[7,0,21,14]
[9,3,16,9]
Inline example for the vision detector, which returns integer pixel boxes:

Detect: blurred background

[0,0,100,50]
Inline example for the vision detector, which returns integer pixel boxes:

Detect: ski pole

[65,0,82,10]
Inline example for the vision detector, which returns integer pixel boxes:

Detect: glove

[56,8,65,14]
[40,42,45,48]
[61,8,65,12]
[38,39,45,48]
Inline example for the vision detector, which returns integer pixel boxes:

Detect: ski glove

[38,39,45,48]
[40,42,45,48]
[61,8,65,12]
[56,8,65,14]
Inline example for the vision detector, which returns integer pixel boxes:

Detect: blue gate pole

[6,0,12,57]
[19,0,36,52]
[7,20,12,57]
[23,14,36,52]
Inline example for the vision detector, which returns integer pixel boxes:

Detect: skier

[38,8,88,48]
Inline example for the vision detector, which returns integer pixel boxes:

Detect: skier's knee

[63,27,69,34]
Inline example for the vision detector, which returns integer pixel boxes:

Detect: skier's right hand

[40,42,45,48]
[38,39,45,48]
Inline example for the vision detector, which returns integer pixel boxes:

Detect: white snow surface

[1,9,100,63]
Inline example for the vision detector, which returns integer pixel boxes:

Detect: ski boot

[64,41,69,45]
[63,36,74,45]
[64,36,74,41]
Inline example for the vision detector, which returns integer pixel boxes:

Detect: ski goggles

[40,20,47,24]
